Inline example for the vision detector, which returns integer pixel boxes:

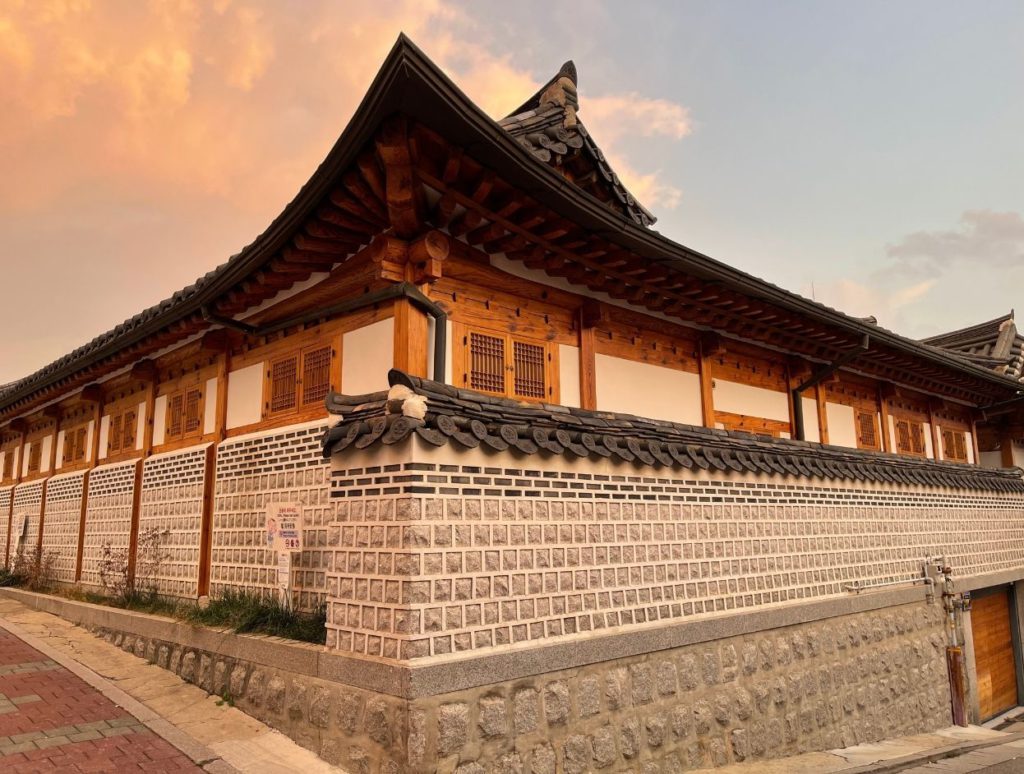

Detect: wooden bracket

[130,359,158,383]
[371,235,410,283]
[699,331,726,356]
[8,418,27,435]
[79,384,104,404]
[41,406,62,421]
[409,231,450,284]
[580,299,606,329]
[199,328,244,354]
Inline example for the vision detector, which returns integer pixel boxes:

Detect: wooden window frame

[454,323,559,403]
[854,409,881,452]
[942,427,969,463]
[893,415,928,458]
[1,447,14,482]
[262,340,339,421]
[60,421,90,467]
[163,384,205,445]
[105,404,141,459]
[26,440,42,475]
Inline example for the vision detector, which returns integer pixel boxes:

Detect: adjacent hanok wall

[212,420,335,609]
[138,445,210,598]
[0,485,13,568]
[80,460,139,589]
[326,440,1024,662]
[11,480,45,566]
[40,470,86,584]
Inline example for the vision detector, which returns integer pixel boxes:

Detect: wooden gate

[972,588,1019,720]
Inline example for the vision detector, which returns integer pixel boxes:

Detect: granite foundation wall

[325,441,1024,662]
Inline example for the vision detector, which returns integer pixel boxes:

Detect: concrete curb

[840,731,1024,773]
[0,614,241,773]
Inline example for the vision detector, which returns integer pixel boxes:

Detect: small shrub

[184,589,327,645]
[7,549,58,592]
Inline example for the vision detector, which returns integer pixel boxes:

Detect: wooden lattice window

[895,417,927,457]
[62,424,89,465]
[301,345,332,407]
[855,410,880,451]
[27,441,41,474]
[183,389,202,434]
[163,385,204,443]
[265,343,336,417]
[461,327,554,401]
[3,449,14,480]
[167,392,184,437]
[107,413,123,455]
[942,428,968,463]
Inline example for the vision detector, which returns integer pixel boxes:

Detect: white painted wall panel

[713,380,790,423]
[21,444,29,477]
[559,344,581,409]
[965,432,975,464]
[85,421,94,462]
[152,395,168,446]
[226,363,264,430]
[1013,442,1024,469]
[979,450,1003,469]
[40,435,52,472]
[923,422,934,459]
[136,401,146,450]
[204,377,219,435]
[342,319,394,396]
[825,402,857,449]
[54,431,65,470]
[801,397,820,443]
[427,317,452,385]
[595,354,702,426]
[98,415,110,460]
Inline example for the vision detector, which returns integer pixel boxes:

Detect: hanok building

[3,37,1024,771]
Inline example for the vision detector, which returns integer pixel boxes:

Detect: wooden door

[972,588,1019,720]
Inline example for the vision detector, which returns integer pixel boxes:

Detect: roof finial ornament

[538,60,579,127]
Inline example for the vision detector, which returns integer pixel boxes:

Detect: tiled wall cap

[321,369,1024,493]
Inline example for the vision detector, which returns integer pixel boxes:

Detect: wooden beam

[79,384,103,404]
[409,231,450,284]
[815,384,830,445]
[74,471,90,582]
[376,115,424,239]
[928,401,943,461]
[125,460,143,586]
[1000,430,1015,468]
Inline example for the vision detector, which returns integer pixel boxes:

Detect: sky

[1,0,1022,385]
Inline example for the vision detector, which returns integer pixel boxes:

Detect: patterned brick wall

[212,420,334,610]
[0,486,12,568]
[138,445,209,598]
[80,460,139,589]
[326,442,1024,661]
[11,480,45,567]
[40,470,86,584]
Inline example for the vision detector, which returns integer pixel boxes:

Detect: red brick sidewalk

[0,628,201,773]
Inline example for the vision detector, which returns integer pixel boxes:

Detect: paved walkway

[0,626,202,772]
[0,597,341,774]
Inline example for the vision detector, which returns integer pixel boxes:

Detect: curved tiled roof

[322,370,1024,494]
[923,312,1024,381]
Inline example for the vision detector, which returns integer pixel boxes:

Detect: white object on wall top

[152,395,168,446]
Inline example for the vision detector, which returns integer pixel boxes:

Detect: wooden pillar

[76,398,103,582]
[393,296,430,377]
[815,385,830,445]
[970,417,982,466]
[198,347,231,599]
[125,460,143,586]
[36,413,61,557]
[697,333,721,429]
[578,301,601,411]
[75,471,90,582]
[878,389,893,454]
[1000,430,1015,469]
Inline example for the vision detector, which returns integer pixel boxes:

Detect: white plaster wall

[559,344,581,409]
[1012,441,1024,469]
[801,396,820,443]
[40,435,52,473]
[825,402,857,449]
[342,318,394,395]
[595,354,702,426]
[204,377,219,435]
[923,422,934,459]
[712,380,790,423]
[966,432,975,464]
[54,431,65,470]
[934,424,944,461]
[135,402,146,450]
[153,395,168,446]
[98,415,110,460]
[226,363,264,430]
[11,447,18,476]
[979,450,1004,469]
[0,451,4,476]
[21,444,29,477]
[85,421,94,462]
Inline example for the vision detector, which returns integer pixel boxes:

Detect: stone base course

[0,587,954,772]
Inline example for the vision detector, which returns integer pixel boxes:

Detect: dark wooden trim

[197,444,216,598]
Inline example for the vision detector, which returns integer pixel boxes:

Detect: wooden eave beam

[376,115,425,239]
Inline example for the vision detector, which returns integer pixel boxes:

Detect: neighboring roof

[3,35,1023,419]
[321,370,1024,493]
[923,312,1024,381]
[499,61,656,227]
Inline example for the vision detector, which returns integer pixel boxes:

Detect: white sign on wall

[266,503,303,552]
[277,550,292,593]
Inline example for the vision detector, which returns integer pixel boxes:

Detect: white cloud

[887,210,1024,276]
